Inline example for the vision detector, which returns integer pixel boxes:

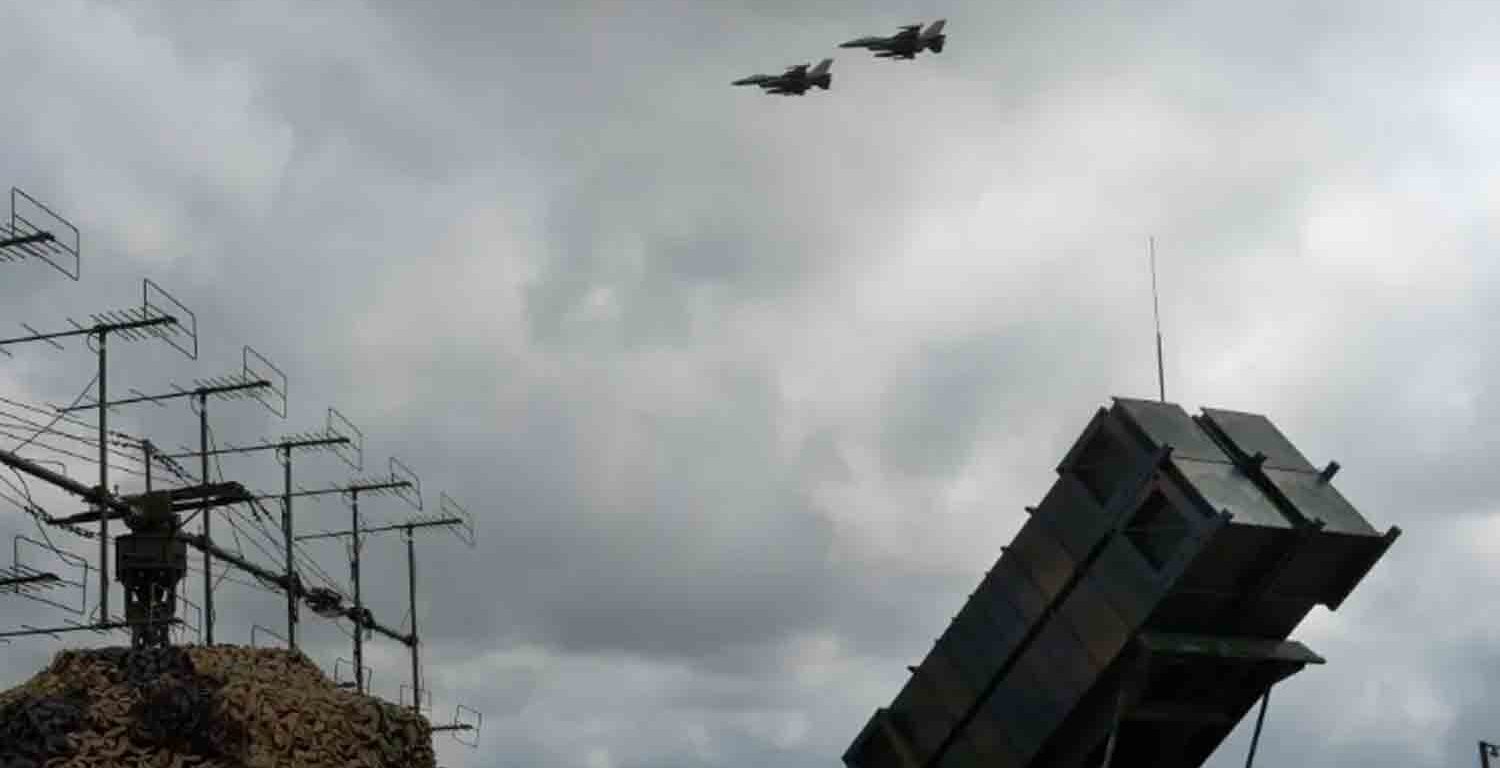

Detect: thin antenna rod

[1150,236,1165,403]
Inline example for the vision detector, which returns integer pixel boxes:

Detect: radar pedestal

[115,493,187,648]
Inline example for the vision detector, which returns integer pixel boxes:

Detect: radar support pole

[407,525,420,712]
[283,446,297,651]
[1101,684,1124,768]
[199,391,213,645]
[97,331,108,622]
[1244,685,1272,767]
[352,488,364,695]
[293,489,467,714]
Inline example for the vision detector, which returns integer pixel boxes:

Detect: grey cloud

[5,2,1500,768]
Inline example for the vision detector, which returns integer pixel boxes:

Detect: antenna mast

[1150,236,1165,403]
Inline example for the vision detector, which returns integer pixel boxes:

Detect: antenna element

[1150,236,1165,403]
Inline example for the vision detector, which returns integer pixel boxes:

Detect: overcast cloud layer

[2,2,1499,766]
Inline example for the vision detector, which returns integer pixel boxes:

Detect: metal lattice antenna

[294,485,475,713]
[0,279,192,359]
[156,407,357,653]
[56,345,282,416]
[0,278,195,625]
[159,408,357,464]
[254,457,417,505]
[1,430,410,653]
[52,344,287,646]
[0,187,80,280]
[399,684,434,714]
[3,534,90,616]
[284,457,421,696]
[431,705,484,748]
[334,657,374,691]
[250,623,288,649]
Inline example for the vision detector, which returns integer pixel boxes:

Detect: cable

[0,433,162,481]
[202,423,349,601]
[0,406,143,456]
[184,562,274,594]
[1,467,64,553]
[0,427,180,482]
[294,540,348,599]
[8,373,99,452]
[0,395,127,440]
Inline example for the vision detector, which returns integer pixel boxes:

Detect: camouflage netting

[0,645,434,768]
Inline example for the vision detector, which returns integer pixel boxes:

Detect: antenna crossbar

[0,618,179,640]
[294,516,464,542]
[0,572,59,590]
[159,434,348,461]
[56,378,272,413]
[49,482,252,526]
[0,232,55,250]
[4,188,80,280]
[0,315,176,350]
[251,478,411,503]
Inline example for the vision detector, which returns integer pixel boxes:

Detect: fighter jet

[839,19,946,59]
[732,59,834,95]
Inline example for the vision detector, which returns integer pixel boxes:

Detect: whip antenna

[1151,236,1165,402]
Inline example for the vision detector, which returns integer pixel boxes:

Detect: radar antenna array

[1,187,79,280]
[0,186,483,760]
[3,534,89,615]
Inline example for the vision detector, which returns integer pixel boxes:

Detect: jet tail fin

[922,19,946,38]
[809,58,833,77]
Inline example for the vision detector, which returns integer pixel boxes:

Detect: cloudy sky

[2,1,1499,766]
